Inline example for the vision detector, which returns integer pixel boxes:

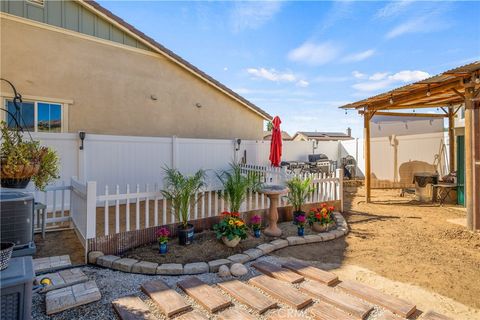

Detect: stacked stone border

[88,212,348,275]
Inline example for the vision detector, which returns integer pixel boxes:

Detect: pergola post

[364,108,371,203]
[448,105,455,173]
[464,84,480,230]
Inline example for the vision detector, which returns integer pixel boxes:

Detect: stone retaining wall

[89,212,348,275]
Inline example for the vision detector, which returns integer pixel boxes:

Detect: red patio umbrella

[269,116,283,167]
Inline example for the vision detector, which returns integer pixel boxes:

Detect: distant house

[263,131,292,141]
[0,0,271,140]
[293,128,353,141]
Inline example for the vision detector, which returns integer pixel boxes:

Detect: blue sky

[99,0,480,138]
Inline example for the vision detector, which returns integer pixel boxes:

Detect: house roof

[263,131,292,140]
[296,131,351,138]
[339,60,480,111]
[81,0,272,121]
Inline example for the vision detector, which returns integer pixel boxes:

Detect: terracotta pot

[311,221,336,233]
[222,236,241,248]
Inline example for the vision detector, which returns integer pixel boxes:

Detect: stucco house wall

[0,13,268,140]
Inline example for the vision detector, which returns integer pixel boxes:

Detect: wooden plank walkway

[218,308,257,320]
[177,277,231,313]
[112,296,156,320]
[266,310,306,320]
[421,311,453,320]
[218,279,277,314]
[338,280,416,318]
[141,280,191,317]
[300,281,373,319]
[175,311,209,320]
[248,275,312,310]
[282,261,338,286]
[309,301,358,320]
[252,261,304,284]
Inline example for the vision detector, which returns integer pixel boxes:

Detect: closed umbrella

[269,116,283,167]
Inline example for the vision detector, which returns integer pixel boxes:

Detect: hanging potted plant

[307,203,336,232]
[161,167,205,246]
[250,214,262,238]
[284,176,314,224]
[213,212,248,247]
[156,227,170,254]
[0,121,59,190]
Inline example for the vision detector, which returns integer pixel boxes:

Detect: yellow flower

[236,221,244,227]
[321,208,328,214]
[228,220,234,225]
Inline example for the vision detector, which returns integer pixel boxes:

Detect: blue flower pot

[254,229,261,238]
[159,242,168,254]
[297,227,305,236]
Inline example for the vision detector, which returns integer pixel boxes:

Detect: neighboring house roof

[294,131,353,141]
[81,0,272,121]
[263,131,292,141]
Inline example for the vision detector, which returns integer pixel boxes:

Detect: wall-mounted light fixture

[235,138,242,151]
[79,131,86,150]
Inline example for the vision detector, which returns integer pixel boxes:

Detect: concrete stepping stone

[46,280,101,315]
[421,310,453,320]
[218,308,257,320]
[309,301,357,320]
[266,310,306,320]
[282,260,338,286]
[248,275,312,310]
[33,255,71,274]
[35,268,88,292]
[175,311,209,320]
[141,279,191,317]
[300,281,373,319]
[377,310,404,320]
[252,261,304,284]
[338,279,416,318]
[218,279,277,314]
[177,276,231,313]
[112,296,156,320]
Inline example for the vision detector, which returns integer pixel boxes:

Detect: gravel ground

[33,255,393,320]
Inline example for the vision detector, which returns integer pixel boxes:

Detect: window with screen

[37,102,62,132]
[6,100,35,131]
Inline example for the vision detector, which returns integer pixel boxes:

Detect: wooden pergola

[340,61,480,230]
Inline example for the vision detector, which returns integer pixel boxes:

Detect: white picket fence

[67,165,343,244]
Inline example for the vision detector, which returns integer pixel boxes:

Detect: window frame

[2,98,67,133]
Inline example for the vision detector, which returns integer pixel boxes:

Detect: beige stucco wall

[0,16,266,139]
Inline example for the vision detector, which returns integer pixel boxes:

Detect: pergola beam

[358,111,448,118]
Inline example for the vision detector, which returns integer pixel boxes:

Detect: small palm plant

[216,163,262,213]
[161,167,205,235]
[285,176,314,222]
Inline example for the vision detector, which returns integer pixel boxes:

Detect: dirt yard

[274,186,480,311]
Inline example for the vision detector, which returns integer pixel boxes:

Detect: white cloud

[375,0,414,19]
[353,70,430,92]
[223,67,228,71]
[341,49,375,63]
[369,72,389,81]
[230,1,282,32]
[246,68,296,82]
[246,68,309,87]
[288,41,340,66]
[313,75,350,83]
[352,71,366,79]
[296,80,310,88]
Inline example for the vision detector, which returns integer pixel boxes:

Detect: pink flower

[156,227,170,237]
[296,215,306,223]
[251,215,262,224]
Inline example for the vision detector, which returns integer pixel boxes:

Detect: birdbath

[259,184,289,237]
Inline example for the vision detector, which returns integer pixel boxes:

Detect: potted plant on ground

[307,203,336,232]
[161,167,205,245]
[0,122,59,190]
[156,227,170,254]
[215,163,261,246]
[296,214,306,236]
[250,214,262,238]
[284,176,313,224]
[213,212,248,247]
